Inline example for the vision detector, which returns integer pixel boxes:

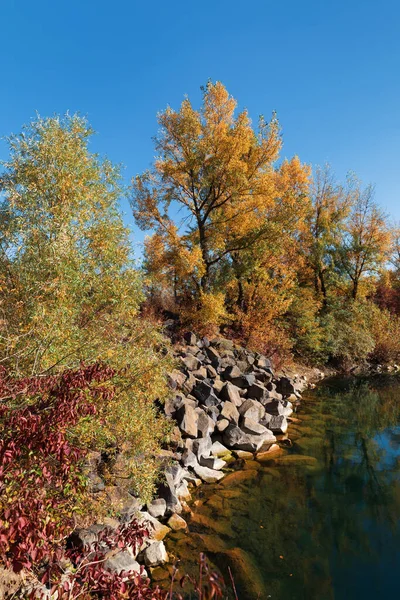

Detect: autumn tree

[336,181,390,300]
[0,114,171,500]
[131,81,311,331]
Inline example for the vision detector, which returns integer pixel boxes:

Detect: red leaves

[0,362,116,572]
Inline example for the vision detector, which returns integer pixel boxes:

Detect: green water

[167,376,400,599]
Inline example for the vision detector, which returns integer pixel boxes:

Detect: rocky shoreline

[70,333,325,582]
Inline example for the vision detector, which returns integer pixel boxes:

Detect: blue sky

[1,0,399,252]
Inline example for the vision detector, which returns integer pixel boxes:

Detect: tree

[0,114,171,501]
[131,82,311,334]
[131,81,282,294]
[336,181,390,300]
[302,165,353,307]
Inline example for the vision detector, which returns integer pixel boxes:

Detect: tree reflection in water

[167,376,400,600]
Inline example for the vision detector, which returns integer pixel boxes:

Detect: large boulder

[181,354,201,372]
[223,425,275,452]
[267,415,288,434]
[238,399,265,422]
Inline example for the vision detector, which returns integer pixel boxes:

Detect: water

[166,376,400,599]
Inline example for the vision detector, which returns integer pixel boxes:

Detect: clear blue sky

[1,0,399,251]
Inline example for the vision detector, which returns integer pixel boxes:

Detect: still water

[167,376,400,599]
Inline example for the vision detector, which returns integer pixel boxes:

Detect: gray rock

[181,448,198,468]
[196,408,215,437]
[211,441,230,456]
[255,356,272,369]
[219,382,243,406]
[176,403,199,438]
[220,401,240,424]
[206,365,218,379]
[222,365,242,381]
[241,417,270,435]
[192,381,220,407]
[193,463,225,483]
[267,415,288,434]
[182,373,196,395]
[147,498,167,519]
[199,456,227,470]
[181,354,201,372]
[239,399,265,422]
[192,366,208,380]
[192,435,212,460]
[213,378,225,394]
[104,551,142,575]
[223,425,275,452]
[143,541,168,566]
[167,370,187,390]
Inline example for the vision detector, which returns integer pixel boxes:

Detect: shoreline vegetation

[1,82,400,597]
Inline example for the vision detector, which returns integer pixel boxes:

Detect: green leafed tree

[0,114,171,501]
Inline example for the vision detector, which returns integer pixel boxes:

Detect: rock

[216,418,230,432]
[192,435,212,460]
[220,401,240,424]
[200,455,227,470]
[206,365,218,379]
[255,356,271,370]
[139,512,171,541]
[147,498,167,519]
[205,346,221,367]
[181,448,198,468]
[219,382,243,406]
[192,381,220,407]
[182,373,196,395]
[105,487,141,521]
[211,441,230,456]
[267,415,288,434]
[196,408,215,437]
[212,337,234,351]
[183,332,197,346]
[233,450,254,460]
[167,370,187,390]
[143,541,169,567]
[176,479,192,501]
[238,399,265,422]
[192,366,208,380]
[264,399,292,417]
[247,383,267,401]
[222,365,242,381]
[176,403,199,438]
[223,425,275,452]
[167,513,188,531]
[241,417,269,435]
[213,378,225,394]
[193,463,225,483]
[181,354,201,372]
[104,551,142,575]
[275,376,296,398]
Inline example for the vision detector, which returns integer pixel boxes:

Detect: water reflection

[167,376,400,599]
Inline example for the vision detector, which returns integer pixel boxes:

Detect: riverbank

[65,333,326,586]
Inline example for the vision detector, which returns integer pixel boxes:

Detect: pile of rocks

[69,334,310,577]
